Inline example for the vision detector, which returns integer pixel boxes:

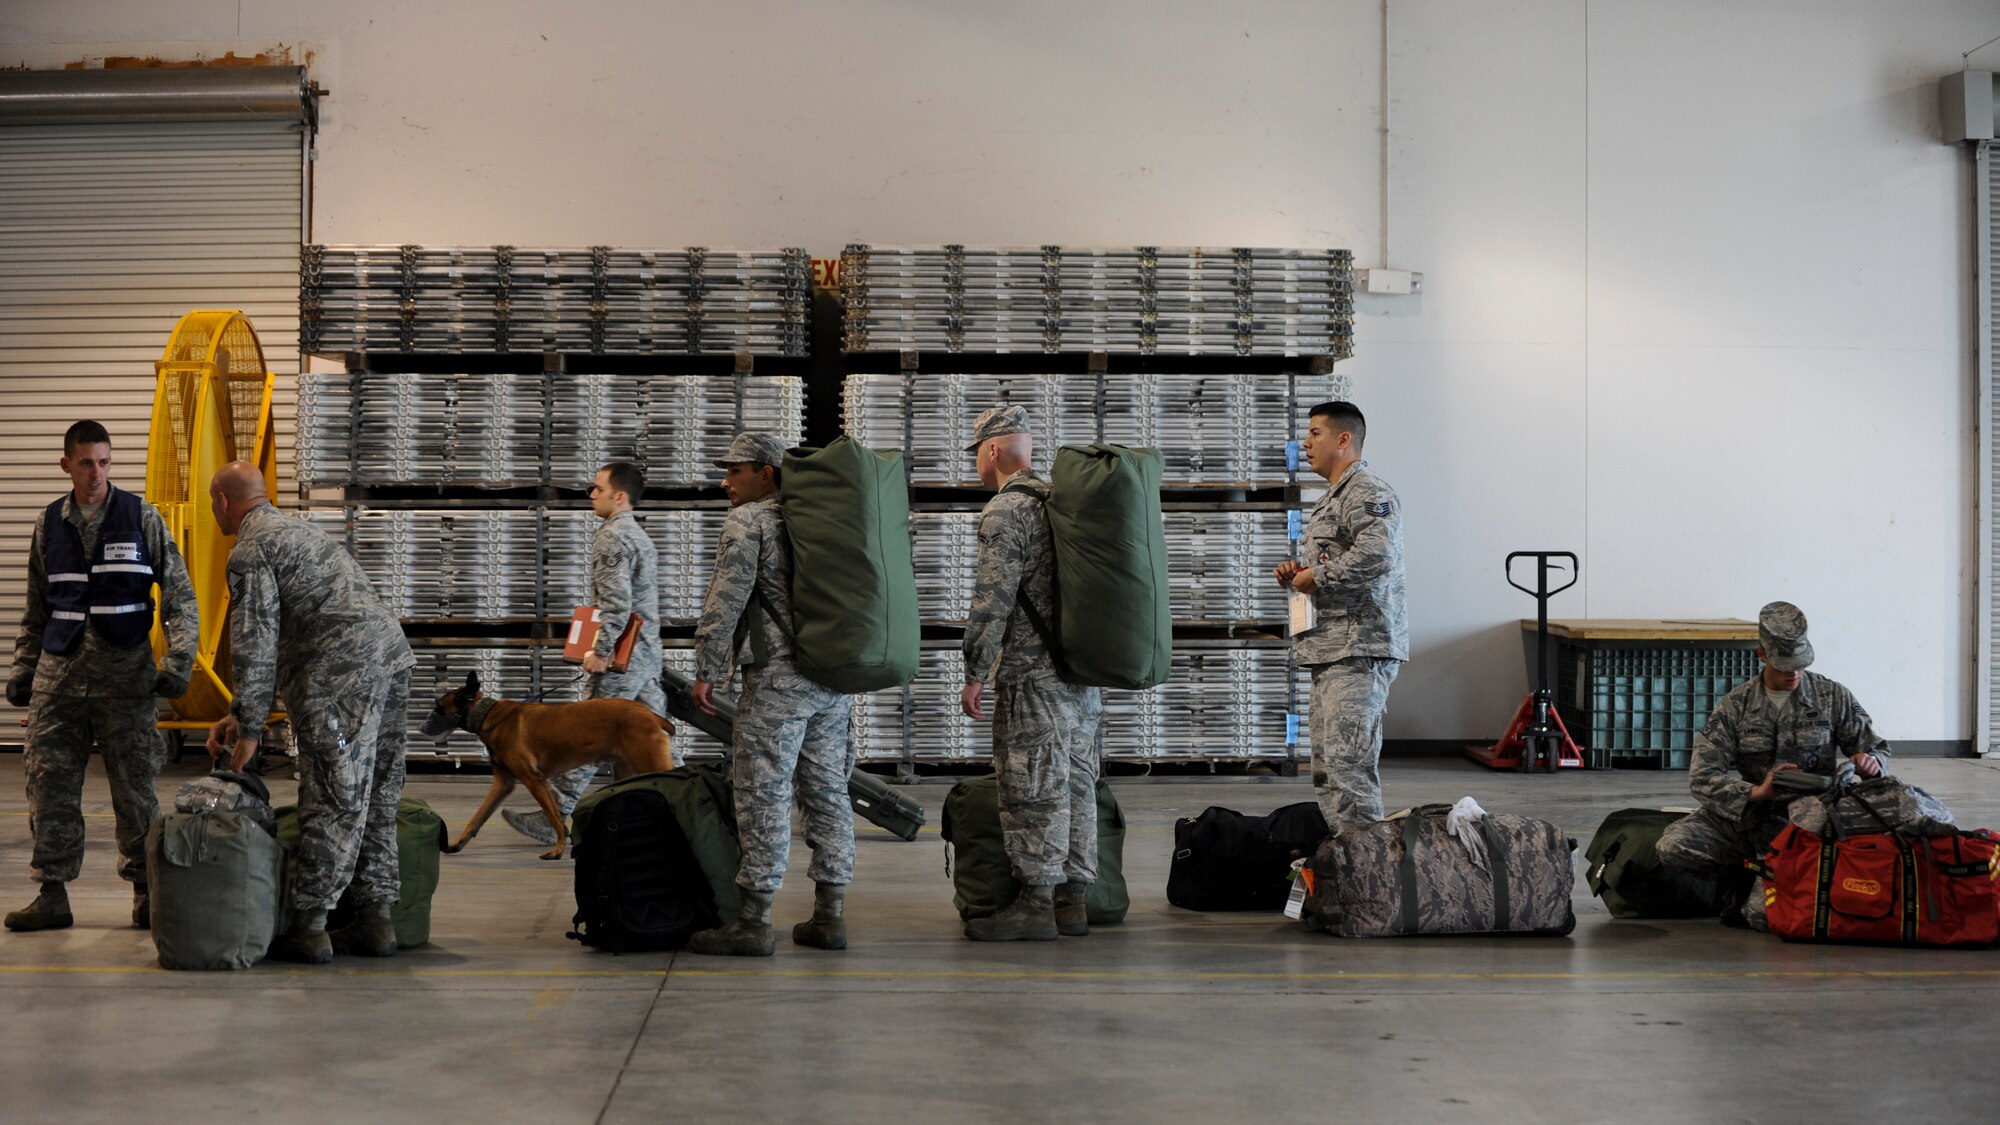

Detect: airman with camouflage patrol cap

[1274,400,1408,836]
[1658,601,1892,922]
[960,403,1106,942]
[686,430,859,957]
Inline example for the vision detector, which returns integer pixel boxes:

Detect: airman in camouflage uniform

[507,462,667,845]
[687,433,856,957]
[959,405,1104,942]
[1659,603,1892,914]
[1277,401,1408,837]
[206,461,414,963]
[6,421,199,933]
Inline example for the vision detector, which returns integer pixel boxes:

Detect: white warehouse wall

[5,0,1991,743]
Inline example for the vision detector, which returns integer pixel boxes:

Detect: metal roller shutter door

[0,118,304,734]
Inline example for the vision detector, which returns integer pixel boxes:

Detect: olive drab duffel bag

[1306,803,1577,938]
[274,797,448,949]
[567,765,741,952]
[146,770,284,971]
[1584,808,1738,920]
[772,436,920,693]
[1006,444,1172,690]
[940,773,1128,925]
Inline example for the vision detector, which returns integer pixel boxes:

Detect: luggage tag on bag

[1288,590,1316,636]
[1283,858,1312,920]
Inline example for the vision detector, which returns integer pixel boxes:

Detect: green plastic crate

[1542,638,1759,769]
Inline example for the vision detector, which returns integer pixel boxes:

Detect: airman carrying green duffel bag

[940,773,1128,925]
[275,797,448,949]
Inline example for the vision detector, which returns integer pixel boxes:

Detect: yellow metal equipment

[146,310,279,731]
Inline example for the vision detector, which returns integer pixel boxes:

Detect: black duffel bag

[1167,801,1328,912]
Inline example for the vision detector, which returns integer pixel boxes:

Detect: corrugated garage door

[0,117,305,736]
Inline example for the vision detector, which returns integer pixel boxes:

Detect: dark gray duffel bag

[1306,804,1576,938]
[146,809,284,970]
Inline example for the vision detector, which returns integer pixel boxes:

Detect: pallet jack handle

[1506,551,1577,699]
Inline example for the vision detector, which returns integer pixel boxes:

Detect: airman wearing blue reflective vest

[6,421,199,933]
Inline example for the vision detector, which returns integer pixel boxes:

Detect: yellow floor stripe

[1,963,1996,983]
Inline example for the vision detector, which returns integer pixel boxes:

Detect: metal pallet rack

[838,243,1358,770]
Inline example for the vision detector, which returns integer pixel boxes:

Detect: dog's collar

[464,696,499,736]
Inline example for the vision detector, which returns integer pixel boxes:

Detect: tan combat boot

[964,884,1059,942]
[329,901,399,957]
[267,907,333,965]
[688,890,776,957]
[791,882,848,950]
[4,882,72,932]
[1053,881,1091,937]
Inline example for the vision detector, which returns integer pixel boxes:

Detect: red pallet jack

[1466,551,1587,771]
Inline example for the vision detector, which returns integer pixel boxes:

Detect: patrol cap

[964,404,1031,451]
[713,431,786,469]
[1758,601,1814,672]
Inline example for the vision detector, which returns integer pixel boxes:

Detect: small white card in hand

[1288,590,1316,636]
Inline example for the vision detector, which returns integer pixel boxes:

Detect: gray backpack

[145,771,283,971]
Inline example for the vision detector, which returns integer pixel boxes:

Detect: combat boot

[502,808,558,847]
[329,901,399,957]
[1053,881,1090,937]
[688,890,776,957]
[791,882,848,950]
[267,908,333,965]
[132,884,150,930]
[4,882,72,932]
[964,884,1058,942]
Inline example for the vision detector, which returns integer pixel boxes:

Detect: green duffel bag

[774,436,920,693]
[1584,807,1737,919]
[1007,444,1171,690]
[940,773,1128,925]
[275,797,448,948]
[570,764,742,924]
[146,810,284,971]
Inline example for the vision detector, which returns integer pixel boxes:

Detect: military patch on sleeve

[1364,500,1394,517]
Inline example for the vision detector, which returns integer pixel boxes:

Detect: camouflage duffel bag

[1305,803,1577,938]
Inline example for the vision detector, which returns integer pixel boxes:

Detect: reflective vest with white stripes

[41,485,156,655]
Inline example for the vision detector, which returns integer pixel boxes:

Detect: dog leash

[525,671,587,703]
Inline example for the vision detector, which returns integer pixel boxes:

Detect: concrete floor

[3,753,2000,1124]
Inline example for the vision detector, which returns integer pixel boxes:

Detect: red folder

[564,606,643,673]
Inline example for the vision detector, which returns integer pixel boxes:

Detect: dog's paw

[538,848,565,861]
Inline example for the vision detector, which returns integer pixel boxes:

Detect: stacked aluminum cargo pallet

[910,509,1296,625]
[848,645,1306,762]
[297,372,805,489]
[299,507,728,624]
[301,245,811,355]
[300,242,810,767]
[841,371,1347,488]
[841,245,1353,357]
[838,242,1354,765]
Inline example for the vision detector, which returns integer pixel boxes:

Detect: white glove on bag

[1446,796,1490,870]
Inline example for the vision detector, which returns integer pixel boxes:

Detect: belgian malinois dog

[422,671,675,860]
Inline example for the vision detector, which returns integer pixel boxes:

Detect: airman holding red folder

[505,461,666,845]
